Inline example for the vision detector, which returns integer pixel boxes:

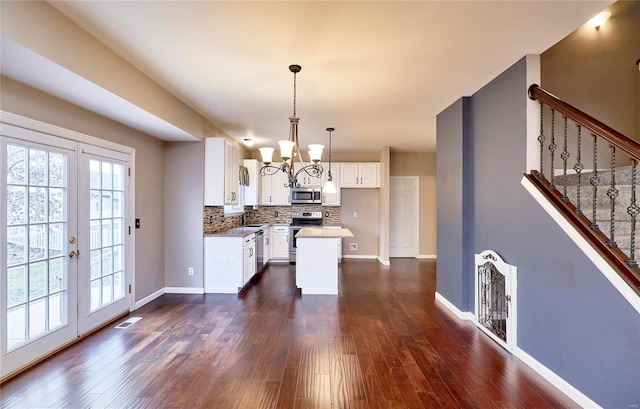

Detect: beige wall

[378,147,390,263]
[390,152,437,256]
[165,142,204,289]
[1,76,166,302]
[0,0,225,140]
[340,189,380,256]
[541,0,640,140]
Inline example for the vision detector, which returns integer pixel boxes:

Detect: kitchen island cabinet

[295,227,353,295]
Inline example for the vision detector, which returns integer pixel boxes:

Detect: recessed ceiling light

[243,138,254,147]
[588,11,611,29]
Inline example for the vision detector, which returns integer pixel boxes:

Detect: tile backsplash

[203,205,342,234]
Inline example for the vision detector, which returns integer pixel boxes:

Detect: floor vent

[474,250,517,352]
[115,317,142,329]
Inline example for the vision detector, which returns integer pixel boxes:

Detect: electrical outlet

[188,267,194,276]
[324,212,329,217]
[208,215,213,224]
[274,211,279,217]
[350,243,357,251]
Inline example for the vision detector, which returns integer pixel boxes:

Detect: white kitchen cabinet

[298,172,322,187]
[261,163,291,206]
[263,227,271,266]
[243,159,261,206]
[340,162,379,188]
[321,162,341,206]
[205,138,240,206]
[271,225,290,260]
[243,235,256,285]
[205,233,256,293]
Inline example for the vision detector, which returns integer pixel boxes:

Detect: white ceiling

[26,1,613,152]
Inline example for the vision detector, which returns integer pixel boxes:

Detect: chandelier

[259,65,324,188]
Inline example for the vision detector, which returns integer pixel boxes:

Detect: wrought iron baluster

[590,133,600,231]
[549,109,556,189]
[574,125,583,215]
[607,146,618,248]
[561,116,569,201]
[628,159,639,268]
[538,101,545,179]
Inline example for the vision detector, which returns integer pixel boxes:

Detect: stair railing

[527,84,640,296]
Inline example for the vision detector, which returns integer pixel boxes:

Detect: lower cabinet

[243,235,256,285]
[205,234,255,293]
[271,225,289,260]
[263,227,272,266]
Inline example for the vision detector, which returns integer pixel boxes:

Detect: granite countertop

[296,227,354,238]
[205,224,271,237]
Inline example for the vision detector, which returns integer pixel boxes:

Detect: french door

[1,125,131,378]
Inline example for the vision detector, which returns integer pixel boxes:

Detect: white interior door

[1,129,79,378]
[389,177,418,257]
[77,144,130,336]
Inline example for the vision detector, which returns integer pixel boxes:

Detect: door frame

[1,111,136,312]
[389,176,419,258]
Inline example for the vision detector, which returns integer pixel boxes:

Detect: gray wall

[437,58,640,407]
[1,76,166,302]
[164,141,205,289]
[436,97,471,309]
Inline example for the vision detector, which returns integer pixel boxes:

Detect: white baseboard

[165,287,205,294]
[435,291,600,408]
[514,347,601,409]
[416,254,437,259]
[342,255,377,259]
[204,287,239,294]
[134,288,165,310]
[434,292,474,320]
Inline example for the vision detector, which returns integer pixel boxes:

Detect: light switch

[135,218,141,229]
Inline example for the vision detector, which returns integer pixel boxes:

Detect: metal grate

[477,261,509,342]
[115,317,142,329]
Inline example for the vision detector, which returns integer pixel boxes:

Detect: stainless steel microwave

[291,187,321,204]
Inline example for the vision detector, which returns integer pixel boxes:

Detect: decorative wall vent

[474,250,517,352]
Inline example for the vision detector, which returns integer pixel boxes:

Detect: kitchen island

[295,227,354,295]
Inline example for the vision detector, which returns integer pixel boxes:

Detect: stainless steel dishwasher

[255,230,264,273]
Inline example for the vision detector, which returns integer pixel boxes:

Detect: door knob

[69,250,79,259]
[69,236,76,244]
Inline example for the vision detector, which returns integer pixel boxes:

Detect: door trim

[389,176,419,258]
[1,111,136,312]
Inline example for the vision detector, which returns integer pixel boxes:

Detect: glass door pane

[77,145,129,336]
[1,129,78,378]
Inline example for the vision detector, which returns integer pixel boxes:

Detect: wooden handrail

[528,84,640,160]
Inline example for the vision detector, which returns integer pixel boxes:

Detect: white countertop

[296,227,354,238]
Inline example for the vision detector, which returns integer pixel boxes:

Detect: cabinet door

[260,168,273,205]
[300,173,322,187]
[243,244,251,285]
[264,228,271,265]
[322,163,341,206]
[272,232,289,259]
[340,163,359,188]
[271,169,291,205]
[359,163,379,188]
[225,142,239,204]
[243,159,260,206]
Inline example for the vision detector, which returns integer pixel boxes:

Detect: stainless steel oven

[291,187,321,204]
[289,211,323,263]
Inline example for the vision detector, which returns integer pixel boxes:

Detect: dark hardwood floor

[0,259,578,408]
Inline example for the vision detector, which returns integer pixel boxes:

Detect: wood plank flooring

[0,259,578,408]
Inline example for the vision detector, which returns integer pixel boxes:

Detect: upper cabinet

[321,162,341,206]
[298,172,322,187]
[205,138,240,206]
[340,162,379,188]
[260,163,291,206]
[243,159,261,206]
